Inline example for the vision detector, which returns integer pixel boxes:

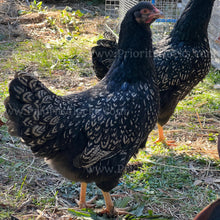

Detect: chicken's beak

[135,6,164,24]
[151,7,165,19]
[143,7,164,24]
[153,11,165,19]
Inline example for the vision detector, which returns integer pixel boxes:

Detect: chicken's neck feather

[106,19,155,83]
[171,0,215,43]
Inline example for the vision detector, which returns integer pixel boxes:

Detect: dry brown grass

[0,1,219,219]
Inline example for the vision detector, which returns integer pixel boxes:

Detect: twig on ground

[0,155,60,176]
[0,10,6,14]
[142,158,220,172]
[164,128,219,133]
[21,157,35,173]
[111,194,128,198]
[17,196,33,211]
[205,160,211,177]
[2,143,32,152]
[57,197,73,207]
[25,0,30,6]
[196,111,203,129]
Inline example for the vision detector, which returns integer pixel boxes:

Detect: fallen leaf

[193,180,203,186]
[0,119,5,127]
[189,162,199,175]
[213,179,220,184]
[204,177,214,184]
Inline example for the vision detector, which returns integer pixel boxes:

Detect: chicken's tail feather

[4,73,64,158]
[91,39,117,80]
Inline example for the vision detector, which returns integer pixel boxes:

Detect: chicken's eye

[140,9,150,14]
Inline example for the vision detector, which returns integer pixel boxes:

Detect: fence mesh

[106,0,185,41]
[105,0,220,69]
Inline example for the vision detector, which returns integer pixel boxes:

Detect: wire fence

[105,0,185,41]
[208,0,220,70]
[105,0,220,69]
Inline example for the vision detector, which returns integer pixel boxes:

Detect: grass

[120,147,219,219]
[0,2,220,219]
[0,37,95,74]
[1,70,219,220]
[176,68,220,113]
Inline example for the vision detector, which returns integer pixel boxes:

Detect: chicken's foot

[154,124,177,146]
[75,182,97,208]
[99,191,130,217]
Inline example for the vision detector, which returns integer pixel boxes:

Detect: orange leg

[99,191,129,217]
[75,182,97,208]
[154,124,176,146]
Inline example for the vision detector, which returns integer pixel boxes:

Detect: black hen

[92,0,215,145]
[4,2,162,216]
[193,199,220,220]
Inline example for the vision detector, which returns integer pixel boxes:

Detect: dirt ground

[0,0,105,39]
[1,0,219,159]
[0,0,107,90]
[0,0,220,219]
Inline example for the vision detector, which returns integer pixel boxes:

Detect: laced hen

[4,2,162,216]
[92,0,215,145]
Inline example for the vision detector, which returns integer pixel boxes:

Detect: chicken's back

[155,39,211,126]
[154,0,215,126]
[4,73,159,191]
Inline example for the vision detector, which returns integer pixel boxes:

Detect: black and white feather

[5,2,159,193]
[92,0,215,129]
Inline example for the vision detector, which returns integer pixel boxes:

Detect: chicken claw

[154,138,177,146]
[99,207,130,217]
[75,196,98,209]
[154,124,177,146]
[75,182,97,209]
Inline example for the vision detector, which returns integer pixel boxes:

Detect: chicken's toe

[75,195,98,209]
[98,207,130,217]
